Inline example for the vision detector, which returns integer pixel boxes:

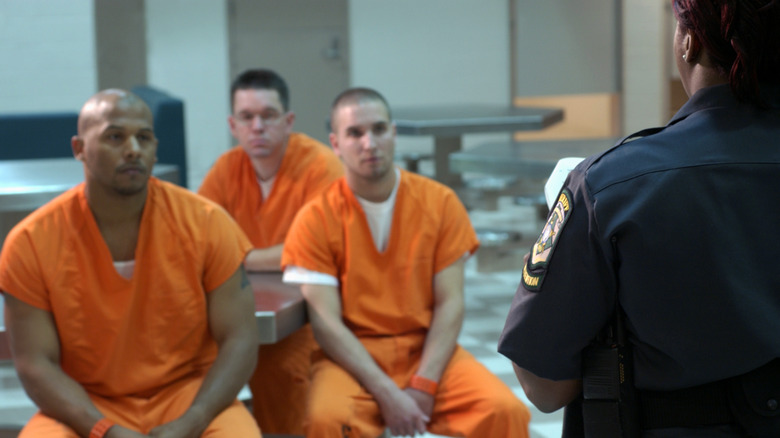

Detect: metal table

[0,158,179,212]
[448,138,618,176]
[448,138,618,214]
[392,105,564,186]
[0,158,179,248]
[449,138,618,193]
[0,159,306,352]
[0,273,305,361]
[251,272,306,345]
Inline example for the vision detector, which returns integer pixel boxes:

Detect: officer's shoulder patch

[522,189,573,291]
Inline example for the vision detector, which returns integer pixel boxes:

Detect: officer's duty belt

[639,358,780,432]
[638,381,733,429]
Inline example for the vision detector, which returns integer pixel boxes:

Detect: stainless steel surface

[474,228,521,248]
[0,273,306,360]
[393,105,564,136]
[251,272,307,345]
[0,159,180,249]
[0,160,304,347]
[449,138,617,176]
[392,105,564,187]
[454,157,557,179]
[0,161,305,348]
[0,158,179,212]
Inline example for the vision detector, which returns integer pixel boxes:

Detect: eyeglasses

[233,111,286,127]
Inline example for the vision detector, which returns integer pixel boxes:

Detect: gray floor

[0,198,563,438]
[455,198,564,438]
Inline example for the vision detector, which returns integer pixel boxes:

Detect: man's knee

[306,398,345,428]
[465,385,531,426]
[19,413,79,438]
[203,400,261,438]
[484,390,532,432]
[496,392,531,422]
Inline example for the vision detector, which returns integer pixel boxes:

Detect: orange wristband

[409,375,438,395]
[89,418,115,438]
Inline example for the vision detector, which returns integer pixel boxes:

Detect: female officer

[499,0,780,436]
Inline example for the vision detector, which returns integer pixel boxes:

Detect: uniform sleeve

[433,188,479,273]
[201,206,253,292]
[281,201,339,278]
[497,166,616,381]
[0,226,51,311]
[282,266,339,286]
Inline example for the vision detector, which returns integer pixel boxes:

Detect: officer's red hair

[672,0,780,107]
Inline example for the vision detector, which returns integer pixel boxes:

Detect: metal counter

[1,273,305,360]
[0,158,179,212]
[449,138,618,176]
[393,104,564,186]
[0,158,179,247]
[251,272,307,345]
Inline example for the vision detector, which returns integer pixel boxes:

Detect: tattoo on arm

[240,266,250,290]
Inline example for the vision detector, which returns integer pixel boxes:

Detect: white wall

[622,0,670,133]
[0,0,96,113]
[514,0,619,96]
[0,0,673,175]
[349,0,512,154]
[145,0,231,189]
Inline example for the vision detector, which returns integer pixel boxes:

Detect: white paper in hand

[544,157,585,209]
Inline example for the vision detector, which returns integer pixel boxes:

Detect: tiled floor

[455,198,564,438]
[0,198,563,438]
[458,265,565,438]
[0,363,33,431]
[384,195,564,437]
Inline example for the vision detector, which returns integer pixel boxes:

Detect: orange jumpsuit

[282,170,530,438]
[198,133,343,434]
[0,178,260,438]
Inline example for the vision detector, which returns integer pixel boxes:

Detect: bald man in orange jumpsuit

[198,69,342,435]
[0,89,260,438]
[281,87,530,437]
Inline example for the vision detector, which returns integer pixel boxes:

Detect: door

[228,0,350,144]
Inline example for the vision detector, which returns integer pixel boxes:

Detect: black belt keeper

[639,380,734,429]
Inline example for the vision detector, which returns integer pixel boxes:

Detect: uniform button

[767,399,778,411]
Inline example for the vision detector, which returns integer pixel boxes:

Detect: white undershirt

[355,167,401,252]
[113,260,136,279]
[283,168,401,286]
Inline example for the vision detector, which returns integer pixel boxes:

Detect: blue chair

[132,86,188,187]
[0,86,188,188]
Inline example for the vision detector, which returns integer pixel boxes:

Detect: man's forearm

[415,297,463,382]
[414,258,467,383]
[17,358,107,437]
[153,265,259,436]
[177,335,257,432]
[311,311,398,399]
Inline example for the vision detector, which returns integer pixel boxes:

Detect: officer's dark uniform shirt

[498,83,780,392]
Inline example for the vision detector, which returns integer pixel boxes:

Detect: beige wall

[350,0,513,155]
[228,0,349,145]
[95,0,147,90]
[145,0,231,189]
[1,0,679,180]
[622,0,671,133]
[0,0,95,113]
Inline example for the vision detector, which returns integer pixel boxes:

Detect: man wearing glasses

[198,69,343,436]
